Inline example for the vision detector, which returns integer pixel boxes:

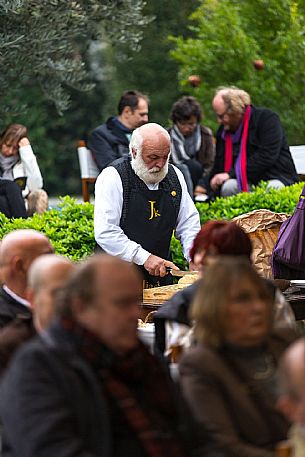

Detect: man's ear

[13,256,25,275]
[122,106,132,118]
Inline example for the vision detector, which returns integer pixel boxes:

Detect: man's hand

[144,255,179,277]
[210,173,230,191]
[18,137,30,147]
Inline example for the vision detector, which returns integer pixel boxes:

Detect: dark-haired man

[0,255,223,457]
[88,90,149,171]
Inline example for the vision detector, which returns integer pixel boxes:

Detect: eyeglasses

[215,110,228,121]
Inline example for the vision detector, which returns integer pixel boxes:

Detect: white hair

[129,128,144,155]
[129,123,170,156]
[129,123,170,185]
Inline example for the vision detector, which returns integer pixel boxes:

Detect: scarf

[223,105,251,192]
[61,316,187,457]
[0,154,19,180]
[170,124,201,165]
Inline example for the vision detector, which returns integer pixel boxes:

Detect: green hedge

[0,182,303,267]
[0,197,95,260]
[172,181,304,269]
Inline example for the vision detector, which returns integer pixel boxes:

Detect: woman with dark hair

[169,96,215,197]
[0,123,48,216]
[154,221,295,357]
[179,257,296,457]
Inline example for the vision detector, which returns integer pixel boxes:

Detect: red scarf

[224,105,251,192]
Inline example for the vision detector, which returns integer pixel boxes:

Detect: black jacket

[88,117,130,171]
[209,106,298,187]
[0,286,31,329]
[154,282,198,356]
[0,322,226,457]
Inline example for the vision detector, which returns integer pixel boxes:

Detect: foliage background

[0,0,304,198]
[0,0,198,195]
[171,0,305,144]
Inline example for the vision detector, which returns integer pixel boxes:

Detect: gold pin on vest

[171,190,176,197]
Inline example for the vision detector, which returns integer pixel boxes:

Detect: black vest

[113,158,182,286]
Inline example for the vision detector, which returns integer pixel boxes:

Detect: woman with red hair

[154,220,294,359]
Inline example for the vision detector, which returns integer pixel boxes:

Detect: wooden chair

[77,141,99,202]
[290,145,305,180]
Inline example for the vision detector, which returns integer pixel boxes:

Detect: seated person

[154,221,295,358]
[0,123,48,215]
[197,87,298,198]
[179,257,297,457]
[169,96,215,196]
[88,90,149,171]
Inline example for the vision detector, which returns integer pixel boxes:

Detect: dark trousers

[0,179,27,218]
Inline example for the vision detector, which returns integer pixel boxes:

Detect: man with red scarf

[0,254,223,457]
[197,87,298,198]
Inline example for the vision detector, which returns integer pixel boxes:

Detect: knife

[166,267,198,277]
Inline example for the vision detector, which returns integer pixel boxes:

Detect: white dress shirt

[94,164,200,265]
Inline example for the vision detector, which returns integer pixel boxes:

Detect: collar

[3,284,31,308]
[113,117,133,133]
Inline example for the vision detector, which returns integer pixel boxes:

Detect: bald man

[0,254,74,375]
[0,229,53,328]
[27,254,75,332]
[202,86,297,198]
[94,122,200,287]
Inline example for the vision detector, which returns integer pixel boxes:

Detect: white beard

[131,153,169,185]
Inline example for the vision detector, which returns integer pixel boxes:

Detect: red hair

[190,220,252,261]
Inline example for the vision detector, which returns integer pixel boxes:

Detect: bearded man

[94,123,200,286]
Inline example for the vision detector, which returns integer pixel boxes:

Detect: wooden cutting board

[143,273,199,304]
[143,284,186,304]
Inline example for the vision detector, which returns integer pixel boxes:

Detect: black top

[0,286,31,329]
[113,158,182,286]
[88,117,131,171]
[208,106,298,189]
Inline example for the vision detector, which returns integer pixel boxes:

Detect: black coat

[0,286,31,329]
[209,106,298,187]
[88,117,130,171]
[0,322,226,457]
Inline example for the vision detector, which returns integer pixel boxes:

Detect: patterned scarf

[61,316,187,457]
[0,153,19,180]
[223,105,252,192]
[170,124,201,165]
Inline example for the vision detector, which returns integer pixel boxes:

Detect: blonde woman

[179,257,296,457]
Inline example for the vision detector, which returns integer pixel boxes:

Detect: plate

[290,280,305,287]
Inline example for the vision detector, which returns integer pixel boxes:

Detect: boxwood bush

[0,197,95,260]
[0,182,303,268]
[172,181,304,269]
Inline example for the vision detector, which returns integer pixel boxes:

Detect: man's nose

[142,114,149,123]
[155,159,166,169]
